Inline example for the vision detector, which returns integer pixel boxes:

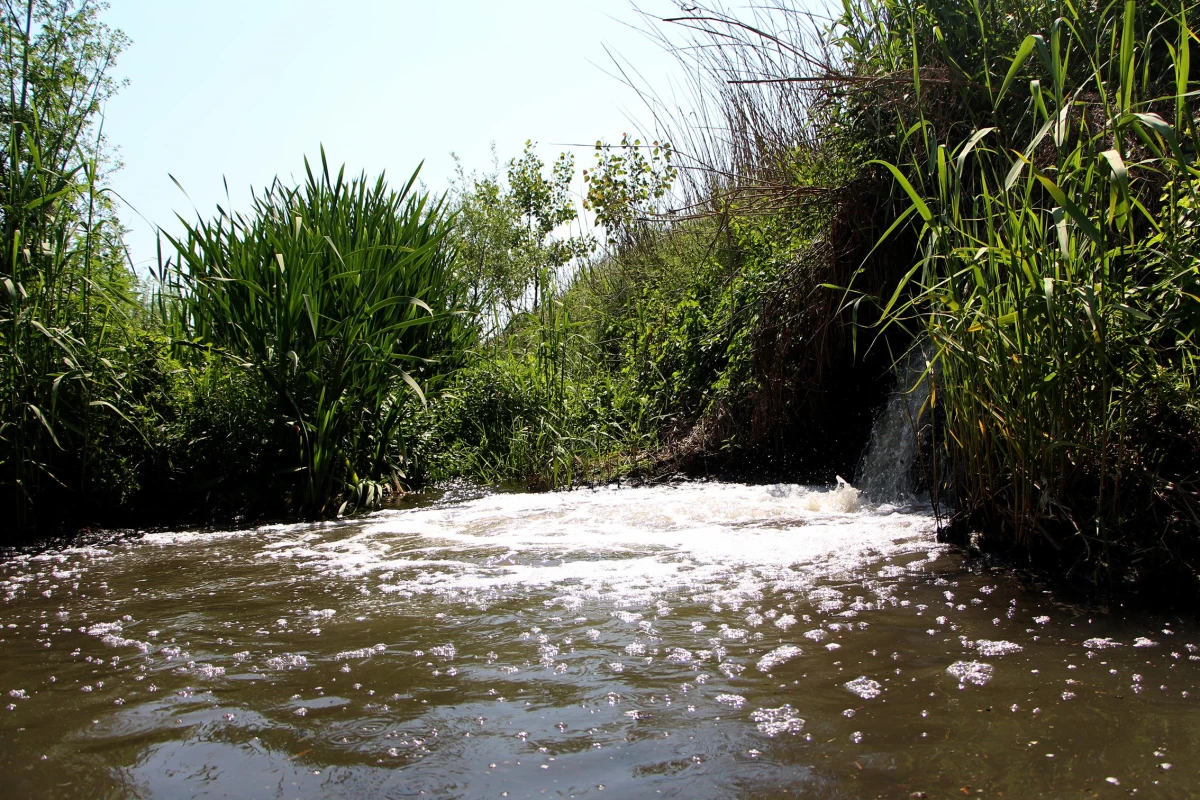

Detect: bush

[405,286,654,489]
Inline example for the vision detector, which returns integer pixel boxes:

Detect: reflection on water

[0,483,1196,798]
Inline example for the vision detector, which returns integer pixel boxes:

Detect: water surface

[1,483,1196,798]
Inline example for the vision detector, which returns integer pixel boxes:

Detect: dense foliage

[844,0,1200,584]
[0,0,142,535]
[632,0,1200,589]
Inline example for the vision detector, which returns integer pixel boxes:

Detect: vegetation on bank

[848,0,1200,588]
[160,157,470,517]
[2,0,1199,594]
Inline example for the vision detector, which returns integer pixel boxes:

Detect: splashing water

[0,482,1196,798]
[857,349,932,504]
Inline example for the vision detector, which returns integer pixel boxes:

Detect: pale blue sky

[101,0,687,273]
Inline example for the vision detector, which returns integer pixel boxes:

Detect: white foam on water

[844,676,883,699]
[265,654,308,670]
[1083,637,1122,650]
[99,634,150,652]
[429,644,457,661]
[751,704,805,736]
[11,483,931,625]
[666,648,694,664]
[335,644,386,660]
[947,661,994,686]
[757,645,803,672]
[225,484,937,606]
[974,640,1023,657]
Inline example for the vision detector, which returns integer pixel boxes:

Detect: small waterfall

[856,349,931,504]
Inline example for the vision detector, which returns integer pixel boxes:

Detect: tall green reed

[859,0,1200,567]
[0,1,136,535]
[162,152,469,518]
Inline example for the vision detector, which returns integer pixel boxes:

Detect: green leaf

[996,35,1040,108]
[1100,149,1128,195]
[869,160,932,222]
[400,370,427,408]
[1028,164,1102,244]
[956,127,995,181]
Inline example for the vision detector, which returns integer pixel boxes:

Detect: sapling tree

[450,141,594,331]
[583,134,678,250]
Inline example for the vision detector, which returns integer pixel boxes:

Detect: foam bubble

[947,661,994,686]
[974,640,1023,657]
[751,705,805,736]
[1083,638,1121,650]
[845,676,883,699]
[265,654,308,670]
[429,644,457,660]
[666,648,693,664]
[335,644,386,660]
[757,645,803,672]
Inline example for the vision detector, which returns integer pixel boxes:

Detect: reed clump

[847,0,1200,587]
[0,0,152,536]
[160,154,470,519]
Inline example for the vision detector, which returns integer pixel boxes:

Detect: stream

[0,482,1197,798]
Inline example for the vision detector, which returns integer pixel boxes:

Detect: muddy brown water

[0,483,1196,798]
